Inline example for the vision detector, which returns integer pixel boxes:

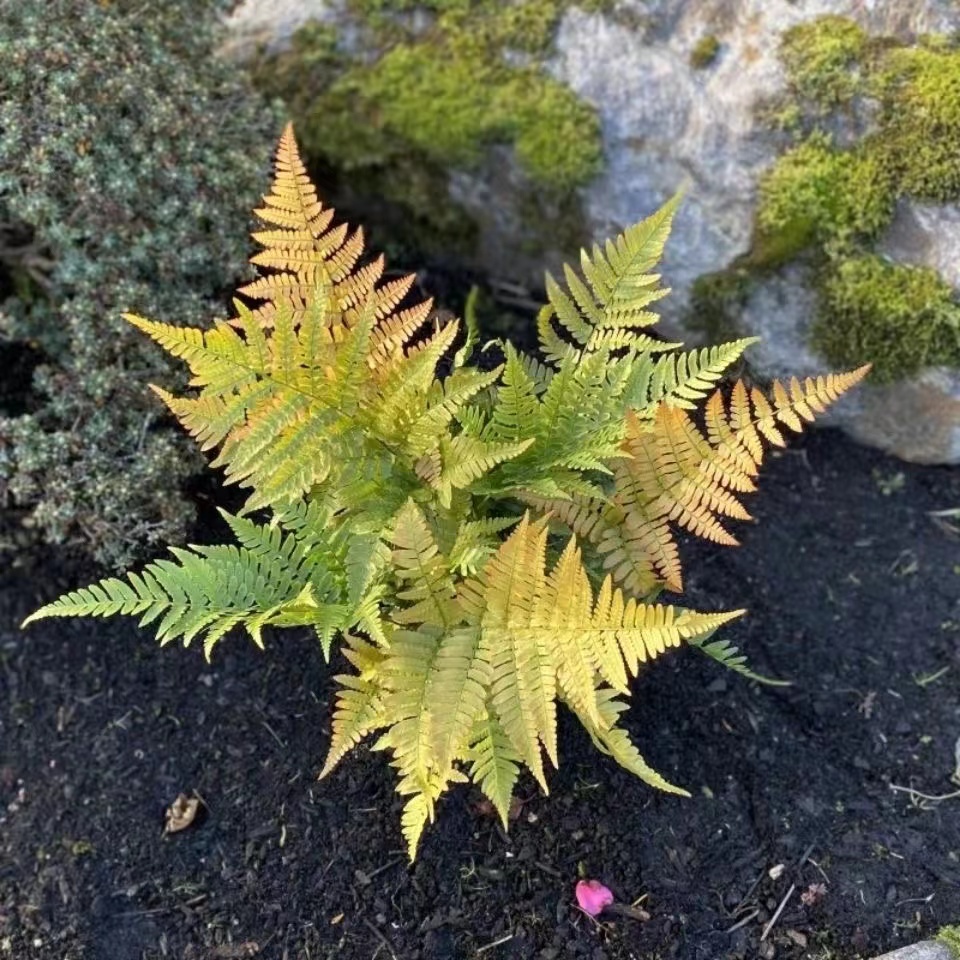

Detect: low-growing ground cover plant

[25,127,867,857]
[0,0,277,567]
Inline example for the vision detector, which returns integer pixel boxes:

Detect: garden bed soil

[1,428,960,960]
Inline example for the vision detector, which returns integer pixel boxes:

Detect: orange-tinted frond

[609,365,870,593]
[234,125,431,357]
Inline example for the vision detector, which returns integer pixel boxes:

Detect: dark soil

[2,428,960,960]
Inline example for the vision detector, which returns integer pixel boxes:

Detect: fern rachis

[25,125,868,858]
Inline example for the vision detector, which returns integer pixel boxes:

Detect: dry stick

[889,783,960,804]
[476,934,515,954]
[725,909,760,935]
[760,884,796,942]
[362,918,398,960]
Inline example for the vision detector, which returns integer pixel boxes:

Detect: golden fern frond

[449,517,737,801]
[517,492,665,596]
[469,516,556,789]
[243,124,416,333]
[377,627,444,790]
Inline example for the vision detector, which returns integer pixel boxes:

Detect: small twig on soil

[889,783,960,805]
[605,903,651,922]
[895,894,935,907]
[760,883,796,942]
[362,917,398,960]
[476,933,515,954]
[364,857,404,881]
[260,720,287,749]
[725,909,759,934]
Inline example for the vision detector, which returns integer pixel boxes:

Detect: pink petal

[575,879,614,916]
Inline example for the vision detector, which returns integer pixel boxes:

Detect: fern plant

[25,127,868,857]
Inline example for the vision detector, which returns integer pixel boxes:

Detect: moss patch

[814,255,960,382]
[873,45,960,201]
[755,135,892,262]
[939,925,960,958]
[690,34,720,70]
[779,15,868,107]
[727,16,960,382]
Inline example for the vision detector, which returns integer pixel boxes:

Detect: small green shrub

[0,0,278,567]
[25,128,867,858]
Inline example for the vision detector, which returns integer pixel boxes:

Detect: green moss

[938,925,960,958]
[813,255,960,382]
[690,34,720,70]
[780,15,868,107]
[872,46,960,201]
[756,135,893,261]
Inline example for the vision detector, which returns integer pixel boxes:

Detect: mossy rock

[252,0,606,267]
[741,15,960,383]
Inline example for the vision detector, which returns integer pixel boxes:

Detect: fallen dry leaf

[164,792,201,834]
[473,796,524,821]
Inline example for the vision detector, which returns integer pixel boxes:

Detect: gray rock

[223,0,332,56]
[879,200,960,289]
[873,941,954,960]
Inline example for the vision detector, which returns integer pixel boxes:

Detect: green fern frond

[449,516,520,575]
[468,713,522,827]
[538,191,681,362]
[582,687,690,795]
[390,501,458,627]
[25,540,341,659]
[631,338,759,412]
[688,634,791,686]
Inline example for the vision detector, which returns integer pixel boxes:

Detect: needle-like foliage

[25,127,868,858]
